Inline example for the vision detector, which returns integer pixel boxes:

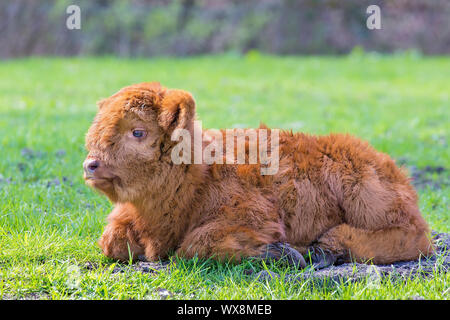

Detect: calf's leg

[177,220,306,267]
[310,222,434,265]
[98,204,144,261]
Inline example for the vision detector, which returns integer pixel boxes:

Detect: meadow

[0,53,448,299]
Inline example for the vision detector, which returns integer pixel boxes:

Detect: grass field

[0,53,449,300]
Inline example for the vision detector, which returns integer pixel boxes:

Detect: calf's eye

[132,129,146,138]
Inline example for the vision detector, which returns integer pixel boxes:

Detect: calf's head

[84,82,195,202]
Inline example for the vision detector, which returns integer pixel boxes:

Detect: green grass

[0,53,449,300]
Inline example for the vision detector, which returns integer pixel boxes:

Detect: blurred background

[1,0,449,58]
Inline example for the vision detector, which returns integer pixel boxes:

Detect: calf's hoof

[137,255,148,262]
[305,246,337,269]
[260,242,307,268]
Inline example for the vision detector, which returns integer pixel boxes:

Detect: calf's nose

[84,159,100,175]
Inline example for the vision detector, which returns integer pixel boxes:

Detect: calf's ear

[96,98,107,110]
[158,89,196,132]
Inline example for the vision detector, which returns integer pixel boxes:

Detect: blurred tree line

[1,0,449,58]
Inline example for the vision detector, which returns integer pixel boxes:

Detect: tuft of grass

[0,54,448,299]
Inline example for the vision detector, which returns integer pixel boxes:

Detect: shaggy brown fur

[84,82,434,266]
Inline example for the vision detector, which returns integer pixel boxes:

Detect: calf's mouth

[83,158,119,193]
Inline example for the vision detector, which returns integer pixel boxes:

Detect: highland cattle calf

[84,82,434,268]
